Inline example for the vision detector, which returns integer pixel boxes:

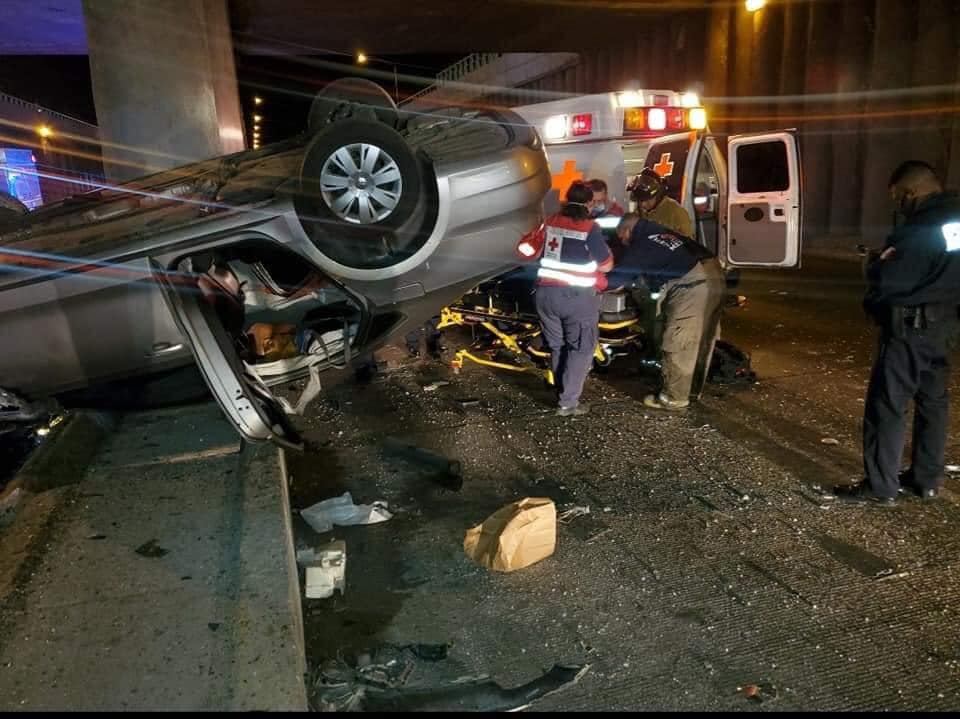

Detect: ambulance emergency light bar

[543,113,593,140]
[541,93,706,141]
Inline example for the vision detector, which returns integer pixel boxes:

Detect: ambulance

[512,89,803,270]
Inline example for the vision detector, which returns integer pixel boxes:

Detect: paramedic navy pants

[535,284,601,408]
[863,322,956,498]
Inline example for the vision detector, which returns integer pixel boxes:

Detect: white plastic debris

[820,437,840,446]
[277,363,323,416]
[300,491,393,534]
[558,506,591,522]
[301,540,346,599]
[423,380,450,392]
[946,464,960,474]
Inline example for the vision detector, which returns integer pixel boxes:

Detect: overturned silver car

[0,79,550,449]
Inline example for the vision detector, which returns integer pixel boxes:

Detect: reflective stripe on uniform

[537,267,599,287]
[540,256,599,273]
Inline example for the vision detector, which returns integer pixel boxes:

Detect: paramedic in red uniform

[535,181,615,417]
[587,178,625,218]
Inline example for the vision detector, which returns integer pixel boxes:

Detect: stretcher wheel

[593,349,614,372]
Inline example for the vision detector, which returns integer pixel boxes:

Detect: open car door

[149,259,304,451]
[725,131,802,268]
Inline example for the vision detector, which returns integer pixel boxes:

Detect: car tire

[297,120,436,269]
[307,78,400,133]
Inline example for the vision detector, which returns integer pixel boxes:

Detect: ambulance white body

[512,90,803,269]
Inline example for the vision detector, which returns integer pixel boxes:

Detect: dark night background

[0,52,463,140]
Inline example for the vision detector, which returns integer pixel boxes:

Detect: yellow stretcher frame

[437,306,644,386]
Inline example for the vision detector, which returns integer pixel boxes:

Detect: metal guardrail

[436,53,503,86]
[0,91,98,132]
[401,53,504,106]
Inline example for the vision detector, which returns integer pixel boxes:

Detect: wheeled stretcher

[439,268,660,384]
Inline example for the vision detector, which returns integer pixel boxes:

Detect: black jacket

[864,192,960,315]
[609,218,713,292]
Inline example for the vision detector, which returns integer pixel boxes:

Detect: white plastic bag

[300,492,393,534]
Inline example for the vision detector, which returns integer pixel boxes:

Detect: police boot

[897,469,940,501]
[823,483,897,507]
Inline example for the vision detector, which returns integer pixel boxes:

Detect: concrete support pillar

[732,7,755,104]
[750,2,782,121]
[638,32,657,90]
[680,11,708,94]
[801,0,840,240]
[574,57,587,94]
[667,15,686,89]
[623,36,640,89]
[703,3,732,133]
[827,0,872,236]
[599,48,612,94]
[859,0,916,245]
[950,47,960,190]
[777,1,807,124]
[82,0,244,182]
[907,0,958,174]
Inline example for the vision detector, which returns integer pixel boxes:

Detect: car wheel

[308,77,399,132]
[297,120,436,269]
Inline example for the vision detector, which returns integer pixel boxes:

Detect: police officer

[828,161,960,506]
[627,169,694,238]
[612,213,725,410]
[535,180,614,417]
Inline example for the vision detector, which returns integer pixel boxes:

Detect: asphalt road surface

[286,256,960,711]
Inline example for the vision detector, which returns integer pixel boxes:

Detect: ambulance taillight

[689,107,707,130]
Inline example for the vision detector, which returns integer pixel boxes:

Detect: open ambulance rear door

[645,130,802,269]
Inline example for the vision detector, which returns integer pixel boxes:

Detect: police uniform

[862,191,960,499]
[535,213,613,411]
[610,218,725,406]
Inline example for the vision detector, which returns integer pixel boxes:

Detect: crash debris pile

[310,642,588,712]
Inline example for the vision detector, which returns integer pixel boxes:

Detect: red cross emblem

[547,237,560,251]
[653,153,675,177]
